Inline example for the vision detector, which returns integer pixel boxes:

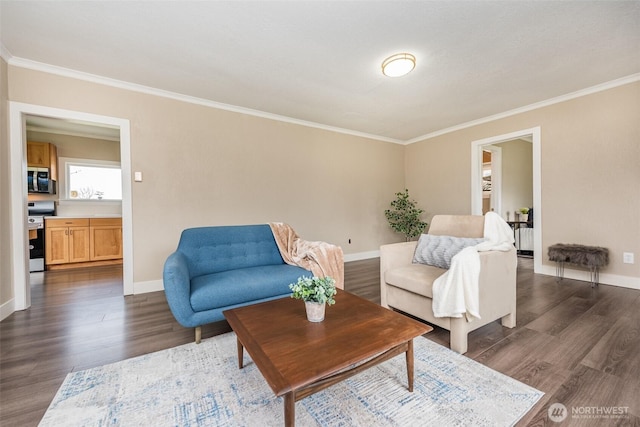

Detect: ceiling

[2,1,639,143]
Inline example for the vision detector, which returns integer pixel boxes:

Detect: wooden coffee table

[223,289,432,426]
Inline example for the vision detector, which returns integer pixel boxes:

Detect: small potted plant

[517,207,529,222]
[289,276,337,322]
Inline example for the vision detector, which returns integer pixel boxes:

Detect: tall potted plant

[384,189,428,241]
[289,276,337,322]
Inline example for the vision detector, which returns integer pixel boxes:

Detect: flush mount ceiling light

[381,53,416,77]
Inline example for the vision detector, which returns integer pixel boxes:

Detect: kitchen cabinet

[45,217,122,269]
[27,141,58,180]
[45,219,91,265]
[90,218,123,261]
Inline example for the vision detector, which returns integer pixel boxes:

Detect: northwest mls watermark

[548,403,630,423]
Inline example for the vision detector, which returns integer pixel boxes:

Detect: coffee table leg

[406,339,414,392]
[237,337,244,369]
[284,391,295,427]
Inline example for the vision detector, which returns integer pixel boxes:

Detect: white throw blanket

[432,212,514,321]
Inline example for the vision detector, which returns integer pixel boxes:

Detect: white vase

[304,301,325,322]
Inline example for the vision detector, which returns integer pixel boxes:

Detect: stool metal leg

[556,261,564,282]
[589,267,599,287]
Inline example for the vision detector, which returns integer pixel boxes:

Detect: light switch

[134,171,143,182]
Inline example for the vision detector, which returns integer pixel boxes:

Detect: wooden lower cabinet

[69,227,91,263]
[45,217,122,269]
[45,219,90,265]
[45,227,69,264]
[90,218,123,261]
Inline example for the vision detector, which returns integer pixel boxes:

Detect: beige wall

[3,64,638,312]
[496,139,533,219]
[0,57,11,308]
[7,66,405,287]
[406,81,640,280]
[27,131,121,162]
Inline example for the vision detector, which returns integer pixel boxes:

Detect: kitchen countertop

[46,215,122,219]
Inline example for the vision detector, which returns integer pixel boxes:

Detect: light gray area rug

[40,333,543,426]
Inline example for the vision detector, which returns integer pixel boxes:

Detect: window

[63,158,122,201]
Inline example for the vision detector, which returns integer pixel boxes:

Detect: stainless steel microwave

[27,167,55,194]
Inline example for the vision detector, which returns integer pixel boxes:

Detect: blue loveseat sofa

[163,224,313,343]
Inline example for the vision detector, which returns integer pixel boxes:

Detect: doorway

[471,127,542,273]
[480,146,502,216]
[26,114,123,292]
[9,102,133,311]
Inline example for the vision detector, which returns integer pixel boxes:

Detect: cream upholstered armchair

[380,215,517,354]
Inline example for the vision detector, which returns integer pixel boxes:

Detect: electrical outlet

[348,238,352,244]
[623,252,634,264]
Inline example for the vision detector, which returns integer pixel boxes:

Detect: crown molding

[7,56,403,145]
[0,43,13,62]
[7,55,638,146]
[405,73,640,145]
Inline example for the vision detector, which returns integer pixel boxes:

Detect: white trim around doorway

[8,102,133,312]
[471,127,542,273]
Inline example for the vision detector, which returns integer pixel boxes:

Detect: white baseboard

[538,265,640,290]
[344,250,380,262]
[0,298,15,321]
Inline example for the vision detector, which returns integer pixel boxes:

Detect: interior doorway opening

[9,102,133,312]
[482,150,492,214]
[25,113,124,300]
[471,127,542,273]
[480,146,502,216]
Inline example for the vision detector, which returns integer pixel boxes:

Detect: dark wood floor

[1,258,638,426]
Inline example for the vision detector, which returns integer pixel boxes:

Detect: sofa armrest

[380,241,417,307]
[163,251,195,327]
[477,247,517,319]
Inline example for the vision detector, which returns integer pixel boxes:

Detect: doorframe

[471,127,542,273]
[9,102,133,310]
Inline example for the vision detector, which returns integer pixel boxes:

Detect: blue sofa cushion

[190,264,311,312]
[178,224,285,278]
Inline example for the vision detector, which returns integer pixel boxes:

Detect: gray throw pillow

[412,234,486,269]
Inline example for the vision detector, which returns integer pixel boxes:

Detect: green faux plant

[384,189,428,241]
[289,276,337,305]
